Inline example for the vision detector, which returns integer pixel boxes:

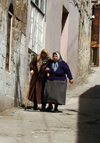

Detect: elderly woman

[43,51,73,112]
[27,49,51,110]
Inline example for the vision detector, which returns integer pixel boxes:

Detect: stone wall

[0,0,27,111]
[77,0,92,83]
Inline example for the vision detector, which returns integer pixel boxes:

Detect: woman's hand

[45,67,50,71]
[69,79,73,84]
[30,70,34,75]
[47,73,50,77]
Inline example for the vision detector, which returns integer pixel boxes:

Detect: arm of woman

[45,60,54,74]
[69,79,73,84]
[62,61,73,82]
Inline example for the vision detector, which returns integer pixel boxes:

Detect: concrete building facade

[0,0,27,111]
[0,0,47,111]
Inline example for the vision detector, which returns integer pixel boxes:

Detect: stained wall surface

[77,0,92,83]
[0,0,27,111]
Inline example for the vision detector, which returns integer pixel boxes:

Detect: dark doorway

[91,4,100,67]
[93,47,97,65]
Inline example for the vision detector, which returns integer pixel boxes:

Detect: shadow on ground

[77,85,100,143]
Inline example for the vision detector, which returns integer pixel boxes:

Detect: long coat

[28,55,50,104]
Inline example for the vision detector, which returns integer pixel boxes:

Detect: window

[29,7,44,54]
[40,0,44,12]
[91,0,97,3]
[35,0,38,6]
[27,49,36,84]
[32,0,46,13]
[5,4,13,71]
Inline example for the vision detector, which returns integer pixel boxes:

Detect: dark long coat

[28,55,50,104]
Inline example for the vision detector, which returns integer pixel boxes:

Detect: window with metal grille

[40,0,45,12]
[29,6,44,54]
[32,0,46,13]
[35,0,38,5]
[91,0,97,3]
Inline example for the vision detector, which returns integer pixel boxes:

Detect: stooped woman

[26,49,51,110]
[43,51,73,112]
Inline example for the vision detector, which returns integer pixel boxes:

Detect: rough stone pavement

[0,67,100,143]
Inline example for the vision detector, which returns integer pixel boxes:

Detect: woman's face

[53,54,58,62]
[41,51,47,60]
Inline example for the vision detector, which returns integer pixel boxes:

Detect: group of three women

[27,49,73,112]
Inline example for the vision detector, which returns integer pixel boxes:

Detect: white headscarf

[52,51,62,62]
[52,51,63,72]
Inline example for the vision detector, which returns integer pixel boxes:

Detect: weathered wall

[0,0,27,111]
[77,0,92,83]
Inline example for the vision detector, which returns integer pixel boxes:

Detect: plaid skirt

[43,79,67,105]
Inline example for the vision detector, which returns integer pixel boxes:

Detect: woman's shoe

[46,105,53,111]
[54,108,59,113]
[33,106,38,110]
[40,107,46,111]
[25,107,27,111]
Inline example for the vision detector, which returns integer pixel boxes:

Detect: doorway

[93,47,97,65]
[91,4,100,66]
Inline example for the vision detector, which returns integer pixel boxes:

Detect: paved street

[0,67,100,143]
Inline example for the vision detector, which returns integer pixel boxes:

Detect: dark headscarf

[37,49,50,72]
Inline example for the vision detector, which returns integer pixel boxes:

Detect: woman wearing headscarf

[26,49,51,110]
[43,51,73,112]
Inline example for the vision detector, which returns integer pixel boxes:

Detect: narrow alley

[0,0,100,143]
[0,67,100,143]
